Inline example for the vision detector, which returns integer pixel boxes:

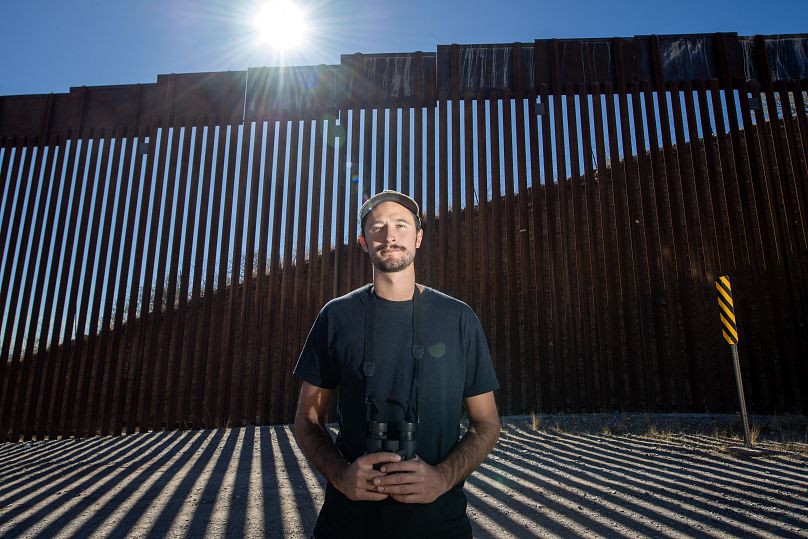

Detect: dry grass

[520,413,808,459]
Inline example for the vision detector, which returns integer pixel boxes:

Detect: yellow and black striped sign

[716,275,739,345]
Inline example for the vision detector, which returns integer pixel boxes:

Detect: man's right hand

[334,452,402,501]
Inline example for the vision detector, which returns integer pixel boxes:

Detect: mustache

[377,245,405,253]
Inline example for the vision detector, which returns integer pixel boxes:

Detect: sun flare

[252,0,309,51]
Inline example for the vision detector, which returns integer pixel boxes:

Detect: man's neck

[372,267,417,301]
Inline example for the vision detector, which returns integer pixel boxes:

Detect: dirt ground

[1,414,806,538]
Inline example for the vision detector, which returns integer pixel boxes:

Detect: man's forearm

[435,417,500,489]
[294,418,349,486]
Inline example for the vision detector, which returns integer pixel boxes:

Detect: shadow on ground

[1,417,806,538]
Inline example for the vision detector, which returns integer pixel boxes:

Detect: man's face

[359,201,423,273]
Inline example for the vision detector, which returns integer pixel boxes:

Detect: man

[293,190,500,538]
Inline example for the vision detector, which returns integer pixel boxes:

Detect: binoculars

[366,420,417,461]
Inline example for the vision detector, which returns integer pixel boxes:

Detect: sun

[252,0,309,51]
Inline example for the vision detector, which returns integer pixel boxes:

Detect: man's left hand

[372,456,450,504]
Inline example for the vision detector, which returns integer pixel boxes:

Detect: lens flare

[252,0,309,51]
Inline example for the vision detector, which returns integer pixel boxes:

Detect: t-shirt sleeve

[293,308,340,389]
[461,307,500,397]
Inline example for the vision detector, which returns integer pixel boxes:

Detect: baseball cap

[359,190,422,230]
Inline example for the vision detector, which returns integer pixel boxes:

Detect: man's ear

[358,234,368,253]
[415,228,423,249]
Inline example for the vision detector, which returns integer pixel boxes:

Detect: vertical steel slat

[765,81,808,410]
[126,121,170,434]
[374,107,385,194]
[609,80,644,407]
[717,81,770,410]
[48,130,95,438]
[236,120,266,426]
[211,123,239,427]
[749,79,803,410]
[69,130,117,436]
[474,98,492,360]
[449,50,462,298]
[35,134,80,437]
[334,111,348,297]
[629,82,664,409]
[359,108,373,286]
[318,118,335,329]
[93,129,137,436]
[389,106,399,192]
[117,127,153,434]
[5,137,50,442]
[715,34,773,409]
[487,91,508,412]
[613,46,648,409]
[0,139,27,297]
[662,82,699,408]
[512,52,539,411]
[0,138,23,419]
[401,106,412,198]
[652,82,693,409]
[438,100,449,292]
[252,120,277,424]
[53,131,102,437]
[275,120,300,423]
[23,137,67,440]
[185,122,220,427]
[591,84,622,409]
[156,123,192,430]
[413,107,424,270]
[196,123,228,427]
[777,82,808,406]
[681,82,719,410]
[551,63,576,410]
[736,78,786,410]
[106,126,149,435]
[287,119,313,420]
[791,83,808,189]
[703,80,750,408]
[500,94,523,414]
[263,120,287,423]
[347,109,361,292]
[632,82,667,410]
[303,118,324,394]
[0,139,34,440]
[140,122,180,432]
[564,85,594,411]
[219,121,250,427]
[577,84,607,410]
[538,84,562,410]
[169,120,205,428]
[425,105,436,288]
[778,83,808,253]
[528,83,551,412]
[61,131,108,437]
[462,98,477,313]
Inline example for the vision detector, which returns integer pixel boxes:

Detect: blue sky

[2,0,807,97]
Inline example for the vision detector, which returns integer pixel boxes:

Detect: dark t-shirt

[293,284,499,539]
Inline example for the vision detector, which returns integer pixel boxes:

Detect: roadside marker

[716,275,751,447]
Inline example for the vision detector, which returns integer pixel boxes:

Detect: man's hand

[372,456,450,504]
[334,452,402,501]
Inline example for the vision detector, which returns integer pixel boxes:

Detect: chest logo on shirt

[428,342,446,358]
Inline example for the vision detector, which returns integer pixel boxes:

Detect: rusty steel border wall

[0,32,807,442]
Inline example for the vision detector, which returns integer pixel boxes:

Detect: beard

[369,245,415,273]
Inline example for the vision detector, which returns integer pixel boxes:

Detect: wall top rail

[2,32,806,139]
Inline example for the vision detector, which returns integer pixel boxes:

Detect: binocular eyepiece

[366,420,417,461]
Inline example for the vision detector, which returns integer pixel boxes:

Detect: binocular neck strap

[363,285,424,423]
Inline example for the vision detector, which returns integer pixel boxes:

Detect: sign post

[716,275,751,447]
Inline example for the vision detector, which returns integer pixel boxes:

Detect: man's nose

[384,227,397,242]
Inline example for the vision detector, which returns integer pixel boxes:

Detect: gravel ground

[0,414,806,538]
